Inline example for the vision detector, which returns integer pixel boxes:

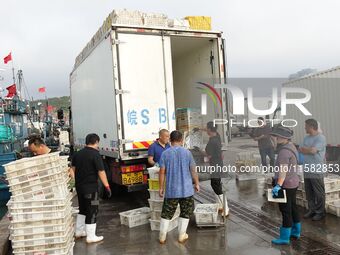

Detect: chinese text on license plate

[122,171,143,185]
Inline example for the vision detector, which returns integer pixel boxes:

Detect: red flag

[38,87,46,93]
[47,105,54,112]
[4,52,12,64]
[5,84,17,98]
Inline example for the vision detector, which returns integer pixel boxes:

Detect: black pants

[304,175,326,215]
[278,188,300,228]
[78,192,99,224]
[211,178,223,195]
[259,147,275,167]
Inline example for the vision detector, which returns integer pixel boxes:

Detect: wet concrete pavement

[73,137,340,255]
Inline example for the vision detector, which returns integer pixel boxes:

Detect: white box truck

[284,66,340,163]
[70,15,229,193]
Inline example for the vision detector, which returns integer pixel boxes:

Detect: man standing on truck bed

[148,129,170,166]
[71,133,112,243]
[299,119,326,221]
[158,130,200,244]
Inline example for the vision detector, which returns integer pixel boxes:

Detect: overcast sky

[1,0,340,99]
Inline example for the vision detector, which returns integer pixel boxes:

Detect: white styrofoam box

[11,180,70,201]
[326,200,340,217]
[119,207,151,228]
[147,166,160,179]
[148,189,163,201]
[4,153,60,173]
[148,199,163,211]
[194,204,219,224]
[167,18,190,29]
[149,216,178,232]
[59,131,70,146]
[151,207,180,221]
[143,13,168,27]
[9,172,69,195]
[110,9,144,26]
[6,163,64,185]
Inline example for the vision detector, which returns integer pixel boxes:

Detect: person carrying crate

[158,130,200,244]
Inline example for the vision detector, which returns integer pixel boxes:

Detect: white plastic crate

[12,232,74,254]
[148,199,163,211]
[11,180,70,201]
[9,173,69,196]
[303,189,340,202]
[8,199,72,214]
[194,204,219,224]
[10,215,73,236]
[12,241,74,255]
[110,10,144,26]
[10,218,74,240]
[11,225,73,249]
[7,193,73,209]
[148,189,163,201]
[167,18,190,29]
[149,216,178,232]
[9,203,72,222]
[119,207,151,228]
[4,153,60,173]
[6,163,64,185]
[326,200,340,217]
[147,166,160,179]
[236,152,254,161]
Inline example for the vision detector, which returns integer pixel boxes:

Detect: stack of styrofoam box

[167,19,190,29]
[119,207,151,228]
[110,9,144,26]
[235,152,258,181]
[4,153,75,255]
[147,166,179,231]
[143,13,168,27]
[176,108,203,133]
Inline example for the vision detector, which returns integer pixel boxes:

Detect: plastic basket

[147,166,160,179]
[6,162,65,184]
[194,204,219,224]
[13,241,74,255]
[326,200,340,217]
[9,215,74,236]
[11,224,74,249]
[9,172,69,195]
[12,230,74,253]
[7,193,73,209]
[148,199,163,211]
[119,207,151,228]
[10,180,70,201]
[4,152,60,173]
[148,179,160,190]
[148,189,163,201]
[149,216,178,232]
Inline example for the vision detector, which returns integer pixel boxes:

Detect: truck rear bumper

[126,183,148,192]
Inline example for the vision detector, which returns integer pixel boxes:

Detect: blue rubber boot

[272,227,291,245]
[291,222,301,239]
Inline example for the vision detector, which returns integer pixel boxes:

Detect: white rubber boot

[86,224,103,243]
[217,194,229,216]
[178,217,189,243]
[75,214,86,239]
[159,218,170,244]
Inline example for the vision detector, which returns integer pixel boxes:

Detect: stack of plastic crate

[4,152,75,255]
[147,166,179,231]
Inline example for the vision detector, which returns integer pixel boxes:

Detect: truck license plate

[122,171,143,185]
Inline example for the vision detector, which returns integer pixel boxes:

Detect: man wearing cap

[299,119,326,221]
[271,125,300,245]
